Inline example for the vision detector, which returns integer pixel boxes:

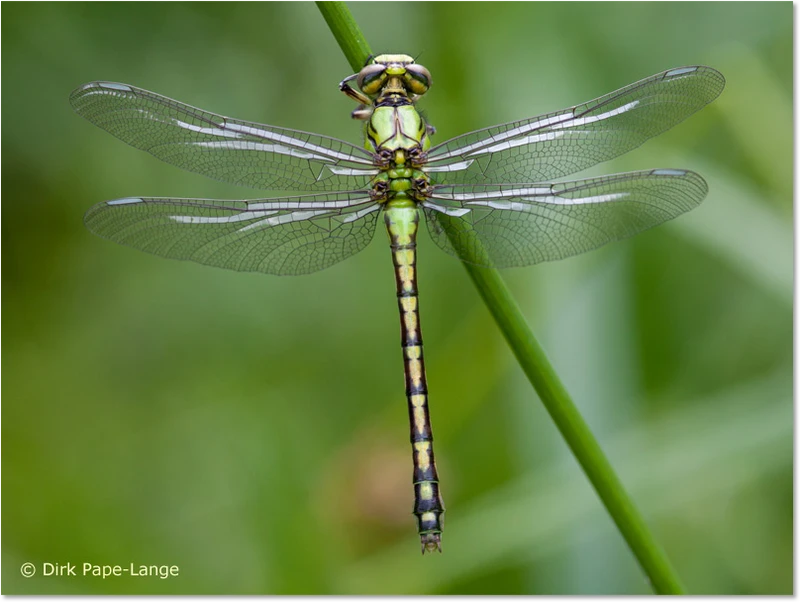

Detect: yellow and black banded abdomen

[385,203,445,553]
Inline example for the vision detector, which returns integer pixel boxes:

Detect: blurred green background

[2,2,792,595]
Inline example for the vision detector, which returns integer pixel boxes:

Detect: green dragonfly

[71,56,724,553]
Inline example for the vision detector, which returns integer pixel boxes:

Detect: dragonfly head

[358,54,432,98]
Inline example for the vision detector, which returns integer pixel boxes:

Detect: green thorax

[366,105,433,206]
[366,105,432,154]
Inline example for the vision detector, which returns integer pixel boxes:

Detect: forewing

[70,82,378,191]
[85,193,380,275]
[423,169,707,268]
[425,66,724,184]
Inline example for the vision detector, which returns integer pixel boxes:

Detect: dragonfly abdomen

[384,201,445,554]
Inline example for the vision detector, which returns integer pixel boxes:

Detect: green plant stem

[462,266,685,594]
[315,1,685,594]
[316,1,372,73]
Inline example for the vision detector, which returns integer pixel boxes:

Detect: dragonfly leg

[340,78,374,121]
[339,75,373,107]
[350,104,373,121]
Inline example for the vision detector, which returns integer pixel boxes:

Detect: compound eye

[357,64,388,95]
[403,64,432,95]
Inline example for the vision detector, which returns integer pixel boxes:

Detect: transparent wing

[425,66,724,184]
[70,82,378,191]
[422,169,707,268]
[85,193,381,275]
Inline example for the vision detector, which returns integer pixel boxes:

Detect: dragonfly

[70,55,724,553]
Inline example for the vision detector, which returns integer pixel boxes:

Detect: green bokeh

[2,2,791,594]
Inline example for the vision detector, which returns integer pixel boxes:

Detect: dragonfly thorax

[365,100,433,204]
[366,105,431,155]
[371,166,430,204]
